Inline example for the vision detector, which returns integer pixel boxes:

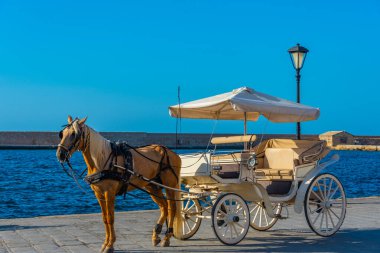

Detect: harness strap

[111,141,178,184]
[82,142,181,200]
[84,170,133,196]
[160,147,179,181]
[84,170,124,184]
[84,171,184,202]
[84,142,134,197]
[113,164,188,194]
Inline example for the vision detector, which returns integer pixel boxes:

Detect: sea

[0,149,379,219]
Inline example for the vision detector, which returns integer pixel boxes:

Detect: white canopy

[169,87,320,122]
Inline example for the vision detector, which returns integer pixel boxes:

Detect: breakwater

[333,144,380,151]
[1,132,380,151]
[0,131,317,149]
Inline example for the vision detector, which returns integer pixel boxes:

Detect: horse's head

[56,115,87,162]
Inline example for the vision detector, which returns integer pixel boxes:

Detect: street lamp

[288,43,309,140]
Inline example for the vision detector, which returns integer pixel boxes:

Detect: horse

[56,116,183,253]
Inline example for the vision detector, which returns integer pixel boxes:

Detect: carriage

[169,87,346,245]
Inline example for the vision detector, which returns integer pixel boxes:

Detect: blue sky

[0,0,379,135]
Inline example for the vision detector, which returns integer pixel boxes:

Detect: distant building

[319,131,355,146]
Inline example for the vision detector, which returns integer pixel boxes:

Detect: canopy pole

[244,112,247,135]
[244,112,247,150]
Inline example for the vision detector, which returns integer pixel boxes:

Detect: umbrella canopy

[169,87,320,122]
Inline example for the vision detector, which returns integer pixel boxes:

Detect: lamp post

[288,43,309,140]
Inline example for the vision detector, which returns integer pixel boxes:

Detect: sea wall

[332,144,380,151]
[0,132,58,148]
[0,132,318,149]
[355,136,380,145]
[0,131,219,149]
[2,132,379,151]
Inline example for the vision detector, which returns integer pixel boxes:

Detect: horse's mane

[84,125,112,171]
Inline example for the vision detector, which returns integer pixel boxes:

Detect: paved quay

[1,197,379,253]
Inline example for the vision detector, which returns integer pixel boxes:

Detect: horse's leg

[103,191,116,253]
[94,191,109,253]
[160,188,176,247]
[145,185,168,246]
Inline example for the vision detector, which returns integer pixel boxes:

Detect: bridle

[58,121,88,160]
[58,119,90,193]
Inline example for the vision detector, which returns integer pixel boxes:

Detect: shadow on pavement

[114,228,380,253]
[0,224,64,231]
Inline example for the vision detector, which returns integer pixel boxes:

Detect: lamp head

[288,43,309,70]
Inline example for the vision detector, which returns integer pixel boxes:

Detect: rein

[60,160,88,193]
[112,164,189,202]
[112,164,187,194]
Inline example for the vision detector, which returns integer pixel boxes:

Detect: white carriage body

[180,139,328,191]
[178,137,338,217]
[180,150,318,184]
[170,87,346,243]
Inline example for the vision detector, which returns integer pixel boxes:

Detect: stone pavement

[0,197,379,253]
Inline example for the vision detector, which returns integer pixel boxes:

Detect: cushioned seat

[255,148,296,180]
[252,139,329,165]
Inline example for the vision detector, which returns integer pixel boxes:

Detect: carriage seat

[255,148,297,180]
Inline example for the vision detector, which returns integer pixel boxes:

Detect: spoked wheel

[305,173,346,237]
[175,195,202,240]
[212,193,250,245]
[249,202,282,231]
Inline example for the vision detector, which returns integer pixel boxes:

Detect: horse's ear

[78,116,87,126]
[68,115,73,124]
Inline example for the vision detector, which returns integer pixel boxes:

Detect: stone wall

[333,145,380,151]
[0,131,318,149]
[355,136,380,145]
[0,132,58,148]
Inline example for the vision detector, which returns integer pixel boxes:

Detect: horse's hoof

[152,237,161,247]
[160,239,170,247]
[104,247,114,253]
[100,244,106,253]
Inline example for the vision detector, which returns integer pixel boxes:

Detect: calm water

[0,149,379,219]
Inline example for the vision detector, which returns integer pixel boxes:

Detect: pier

[0,197,379,253]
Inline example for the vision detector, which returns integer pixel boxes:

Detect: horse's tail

[172,153,183,239]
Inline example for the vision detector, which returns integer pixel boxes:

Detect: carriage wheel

[175,196,202,240]
[304,173,346,237]
[249,202,282,231]
[212,193,250,245]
